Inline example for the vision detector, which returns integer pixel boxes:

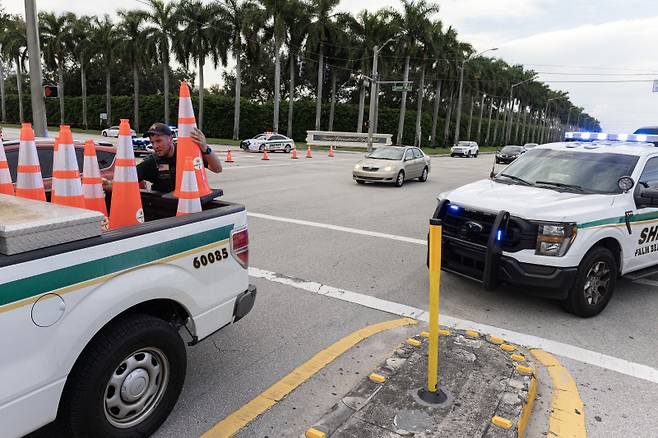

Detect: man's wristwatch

[202,146,212,155]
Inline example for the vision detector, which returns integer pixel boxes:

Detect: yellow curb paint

[531,349,586,438]
[465,330,480,338]
[439,328,451,336]
[305,428,326,438]
[201,318,417,438]
[491,416,513,429]
[487,335,504,344]
[511,353,526,362]
[369,373,386,383]
[501,344,516,352]
[516,364,534,375]
[304,427,327,438]
[406,338,422,347]
[420,331,430,337]
[518,376,538,438]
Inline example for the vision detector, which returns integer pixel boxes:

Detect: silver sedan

[353,146,431,187]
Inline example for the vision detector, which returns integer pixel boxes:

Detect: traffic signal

[44,85,58,98]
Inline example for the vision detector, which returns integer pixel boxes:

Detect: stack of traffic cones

[262,147,270,161]
[175,81,211,198]
[51,125,85,209]
[109,119,144,229]
[306,145,313,159]
[176,158,202,216]
[82,139,108,217]
[15,123,46,201]
[291,147,298,159]
[226,149,234,163]
[0,135,14,195]
[328,146,335,158]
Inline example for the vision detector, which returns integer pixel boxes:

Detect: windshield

[368,147,404,160]
[501,146,523,153]
[254,135,267,140]
[495,149,639,194]
[523,143,538,148]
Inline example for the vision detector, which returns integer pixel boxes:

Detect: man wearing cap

[103,123,222,193]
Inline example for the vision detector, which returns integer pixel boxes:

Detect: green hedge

[1,94,545,147]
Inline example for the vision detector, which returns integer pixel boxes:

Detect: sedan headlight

[383,165,393,172]
[535,222,577,256]
[354,163,362,170]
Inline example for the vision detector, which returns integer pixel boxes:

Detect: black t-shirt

[137,151,208,193]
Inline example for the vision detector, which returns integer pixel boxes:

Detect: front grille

[362,166,379,172]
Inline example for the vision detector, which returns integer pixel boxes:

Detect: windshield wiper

[496,173,532,186]
[534,180,584,192]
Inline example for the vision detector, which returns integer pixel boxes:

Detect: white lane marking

[249,267,658,384]
[223,163,295,170]
[247,213,427,246]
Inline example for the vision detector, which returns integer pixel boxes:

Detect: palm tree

[0,16,27,122]
[176,0,225,131]
[325,13,353,132]
[306,0,340,131]
[391,0,440,145]
[67,15,94,129]
[221,0,260,139]
[93,15,118,127]
[413,19,440,147]
[0,11,12,122]
[282,0,310,137]
[118,9,151,133]
[39,11,71,124]
[145,0,179,125]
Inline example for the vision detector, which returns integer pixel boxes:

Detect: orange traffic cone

[176,158,202,216]
[226,149,234,163]
[306,145,312,159]
[328,146,335,158]
[109,119,144,229]
[82,139,108,217]
[0,135,14,195]
[291,147,298,159]
[262,147,270,160]
[15,123,46,201]
[51,125,85,209]
[175,81,211,197]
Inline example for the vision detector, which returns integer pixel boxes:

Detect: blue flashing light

[581,132,591,139]
[637,134,648,142]
[496,229,502,241]
[449,205,460,212]
[618,133,628,141]
[597,133,607,140]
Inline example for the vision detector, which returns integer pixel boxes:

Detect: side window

[404,150,414,160]
[640,157,658,186]
[413,148,423,159]
[36,148,55,179]
[5,149,18,181]
[97,150,116,169]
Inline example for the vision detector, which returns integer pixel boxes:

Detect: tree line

[0,0,600,146]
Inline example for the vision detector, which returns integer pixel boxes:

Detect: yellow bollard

[427,218,442,393]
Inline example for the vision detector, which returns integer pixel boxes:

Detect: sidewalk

[304,327,537,438]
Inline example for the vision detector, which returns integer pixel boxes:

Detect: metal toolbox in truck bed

[0,194,104,255]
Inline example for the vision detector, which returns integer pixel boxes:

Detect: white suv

[451,141,479,158]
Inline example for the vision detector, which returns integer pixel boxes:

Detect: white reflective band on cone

[52,179,84,196]
[177,198,201,214]
[114,166,138,183]
[18,141,39,165]
[83,184,104,198]
[17,172,44,189]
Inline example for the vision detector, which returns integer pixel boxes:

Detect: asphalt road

[25,142,658,437]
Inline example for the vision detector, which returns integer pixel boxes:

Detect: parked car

[132,137,153,156]
[450,141,479,158]
[240,133,295,153]
[353,146,431,187]
[101,126,136,137]
[523,142,539,150]
[3,139,116,194]
[495,145,525,164]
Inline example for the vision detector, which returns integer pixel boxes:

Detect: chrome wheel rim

[397,173,404,185]
[104,347,170,428]
[583,261,611,305]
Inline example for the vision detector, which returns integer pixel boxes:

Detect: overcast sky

[4,0,658,132]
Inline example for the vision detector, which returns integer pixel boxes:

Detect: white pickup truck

[0,191,255,437]
[435,135,658,317]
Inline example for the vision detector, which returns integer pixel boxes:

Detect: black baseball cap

[145,122,173,137]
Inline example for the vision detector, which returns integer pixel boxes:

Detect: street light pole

[506,76,535,143]
[24,0,48,137]
[366,45,379,154]
[454,47,497,145]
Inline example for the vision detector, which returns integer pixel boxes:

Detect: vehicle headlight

[354,163,362,170]
[535,222,577,256]
[383,166,393,172]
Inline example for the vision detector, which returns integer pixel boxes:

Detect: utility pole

[366,45,379,154]
[25,0,48,136]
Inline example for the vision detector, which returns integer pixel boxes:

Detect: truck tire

[284,144,291,153]
[564,246,616,317]
[58,314,187,438]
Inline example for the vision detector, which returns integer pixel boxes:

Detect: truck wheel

[564,247,616,317]
[58,314,187,438]
[284,144,291,153]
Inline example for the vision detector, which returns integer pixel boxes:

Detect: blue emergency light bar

[565,132,658,143]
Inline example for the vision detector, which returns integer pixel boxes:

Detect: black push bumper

[233,284,257,322]
[433,200,577,298]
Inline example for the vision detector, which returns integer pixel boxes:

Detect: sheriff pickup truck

[435,134,658,317]
[0,191,255,437]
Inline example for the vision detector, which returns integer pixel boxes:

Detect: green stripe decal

[578,211,658,229]
[0,225,233,308]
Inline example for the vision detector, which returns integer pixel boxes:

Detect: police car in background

[240,132,295,153]
[434,131,658,317]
